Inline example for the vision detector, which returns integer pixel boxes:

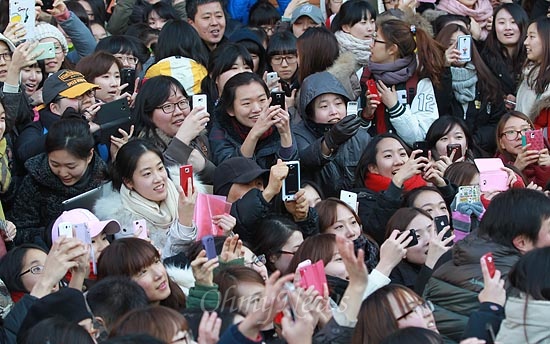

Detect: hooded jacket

[496,296,550,344]
[293,71,372,198]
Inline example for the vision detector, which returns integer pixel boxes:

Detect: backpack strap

[406,72,419,105]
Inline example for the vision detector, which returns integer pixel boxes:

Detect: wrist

[375,261,394,277]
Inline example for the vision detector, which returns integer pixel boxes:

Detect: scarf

[119,178,179,229]
[326,275,349,305]
[335,30,372,66]
[436,0,492,39]
[368,55,417,86]
[451,63,478,104]
[230,117,274,142]
[364,172,427,193]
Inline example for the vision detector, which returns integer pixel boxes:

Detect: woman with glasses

[266,31,299,113]
[495,111,550,187]
[133,76,214,184]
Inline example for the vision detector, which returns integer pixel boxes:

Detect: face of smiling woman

[227,81,270,128]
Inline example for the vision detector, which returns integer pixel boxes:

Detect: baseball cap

[213,157,270,196]
[0,34,15,52]
[290,4,324,25]
[42,69,99,105]
[51,208,120,243]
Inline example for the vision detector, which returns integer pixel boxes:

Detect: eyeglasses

[396,300,434,321]
[76,89,96,100]
[157,99,190,114]
[170,330,193,344]
[500,128,530,141]
[261,22,281,34]
[271,55,297,65]
[114,54,139,66]
[278,250,296,255]
[19,265,44,277]
[53,45,64,54]
[245,254,267,267]
[0,52,13,61]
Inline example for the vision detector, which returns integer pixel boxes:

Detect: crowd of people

[0,0,550,342]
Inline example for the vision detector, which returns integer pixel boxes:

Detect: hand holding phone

[192,94,207,115]
[522,129,544,151]
[30,42,56,60]
[481,252,496,278]
[446,144,462,162]
[347,101,358,117]
[457,35,472,62]
[366,79,380,102]
[282,161,300,202]
[413,141,429,159]
[132,219,149,240]
[405,229,419,248]
[434,215,452,246]
[58,222,73,238]
[180,164,194,196]
[201,235,217,260]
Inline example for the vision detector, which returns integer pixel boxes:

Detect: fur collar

[327,52,360,99]
[528,95,550,122]
[165,264,195,295]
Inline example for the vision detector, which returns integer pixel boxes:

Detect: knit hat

[213,157,269,196]
[42,69,99,105]
[290,4,324,25]
[0,34,15,52]
[33,23,69,55]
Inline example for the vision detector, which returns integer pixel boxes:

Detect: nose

[152,264,164,279]
[345,225,355,239]
[29,71,38,81]
[252,102,262,112]
[328,104,339,116]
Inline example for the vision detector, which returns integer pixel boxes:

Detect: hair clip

[410,25,416,34]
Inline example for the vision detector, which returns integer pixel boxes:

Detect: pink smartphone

[522,129,544,151]
[180,164,193,196]
[474,158,509,192]
[132,219,148,240]
[299,260,327,294]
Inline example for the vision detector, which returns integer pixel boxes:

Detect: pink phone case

[474,158,509,192]
[299,260,327,294]
[132,219,148,240]
[524,129,544,151]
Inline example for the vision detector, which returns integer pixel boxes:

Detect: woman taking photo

[13,119,108,245]
[425,116,484,162]
[209,72,297,168]
[75,51,127,104]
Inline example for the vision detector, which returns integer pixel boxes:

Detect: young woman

[266,31,299,102]
[97,238,187,310]
[13,119,108,245]
[425,116,483,162]
[133,76,214,183]
[361,19,446,146]
[403,186,452,221]
[229,28,267,77]
[436,0,493,40]
[94,139,198,258]
[384,207,453,294]
[495,111,550,187]
[145,2,178,31]
[443,161,480,186]
[95,35,149,75]
[75,51,126,103]
[297,27,339,85]
[214,266,266,316]
[209,72,297,168]
[331,0,376,67]
[481,4,528,109]
[515,17,550,133]
[436,24,505,154]
[293,71,369,198]
[20,61,46,106]
[154,19,209,67]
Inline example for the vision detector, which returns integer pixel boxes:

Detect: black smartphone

[41,0,55,11]
[120,68,136,94]
[282,161,300,202]
[435,215,452,246]
[270,91,286,110]
[413,141,429,159]
[405,229,419,248]
[95,98,134,144]
[446,144,462,162]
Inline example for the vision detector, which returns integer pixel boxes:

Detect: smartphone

[266,72,278,85]
[299,260,327,294]
[282,161,300,202]
[201,235,217,260]
[522,129,544,151]
[457,185,480,204]
[73,223,91,244]
[481,252,496,278]
[30,42,55,60]
[179,164,193,196]
[132,219,148,240]
[366,79,380,102]
[446,144,463,162]
[297,259,312,270]
[434,215,452,245]
[413,141,429,159]
[405,229,418,248]
[192,94,207,114]
[457,35,472,63]
[95,98,134,144]
[120,68,136,94]
[340,190,358,213]
[347,101,358,117]
[270,91,286,110]
[58,222,73,238]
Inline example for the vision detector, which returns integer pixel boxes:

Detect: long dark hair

[425,116,477,160]
[525,17,550,94]
[297,27,339,84]
[45,119,95,159]
[330,0,376,33]
[155,20,208,65]
[0,244,47,293]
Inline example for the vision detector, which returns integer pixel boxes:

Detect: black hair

[0,244,47,293]
[155,19,209,65]
[218,72,269,116]
[266,31,297,57]
[330,0,376,33]
[402,186,446,208]
[24,317,95,344]
[95,35,150,65]
[145,1,178,24]
[380,327,444,344]
[111,139,166,191]
[432,14,471,36]
[236,38,266,76]
[425,116,477,160]
[186,0,224,21]
[102,334,166,344]
[124,23,160,52]
[479,189,550,248]
[45,119,94,159]
[248,0,280,26]
[78,0,108,25]
[86,276,150,330]
[509,247,550,300]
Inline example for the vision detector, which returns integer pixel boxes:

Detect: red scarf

[364,173,427,192]
[10,291,26,303]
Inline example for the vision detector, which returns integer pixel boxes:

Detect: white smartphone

[347,101,359,117]
[340,190,358,213]
[457,35,472,63]
[192,94,207,114]
[267,72,278,85]
[58,222,73,238]
[297,259,312,270]
[31,42,56,60]
[282,161,300,202]
[132,219,149,240]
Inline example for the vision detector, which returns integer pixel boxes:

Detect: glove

[324,115,361,151]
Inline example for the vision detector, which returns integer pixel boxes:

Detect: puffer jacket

[423,232,521,343]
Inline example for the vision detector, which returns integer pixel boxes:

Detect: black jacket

[14,107,59,165]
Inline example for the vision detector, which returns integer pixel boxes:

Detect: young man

[187,0,226,51]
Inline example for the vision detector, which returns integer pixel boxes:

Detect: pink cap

[51,208,120,243]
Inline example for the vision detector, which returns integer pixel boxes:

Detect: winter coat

[14,107,59,165]
[12,153,108,245]
[423,232,521,343]
[0,85,34,136]
[496,150,550,188]
[496,296,550,344]
[3,294,38,344]
[516,64,550,137]
[389,260,434,296]
[56,11,96,64]
[463,302,504,343]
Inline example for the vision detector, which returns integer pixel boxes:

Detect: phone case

[58,222,73,238]
[95,98,134,144]
[413,141,429,159]
[120,68,136,94]
[457,35,472,62]
[270,91,286,110]
[299,260,327,294]
[481,252,495,278]
[347,101,358,117]
[202,235,217,260]
[457,185,480,204]
[180,164,193,196]
[366,80,380,102]
[9,0,36,39]
[340,190,358,213]
[132,219,148,240]
[282,161,300,202]
[446,144,462,162]
[474,158,509,192]
[73,223,91,244]
[31,42,56,60]
[522,129,544,151]
[405,229,419,248]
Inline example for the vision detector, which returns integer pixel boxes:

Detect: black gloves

[324,115,361,151]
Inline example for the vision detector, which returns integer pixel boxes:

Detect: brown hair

[443,161,479,186]
[109,305,188,342]
[352,284,424,344]
[285,233,337,275]
[315,197,362,233]
[378,19,446,88]
[384,207,432,239]
[97,238,186,310]
[214,266,265,312]
[495,111,534,159]
[297,27,339,84]
[75,51,123,82]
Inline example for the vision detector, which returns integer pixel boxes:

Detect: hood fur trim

[529,96,550,122]
[327,52,361,99]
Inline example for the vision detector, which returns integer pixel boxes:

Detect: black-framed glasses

[396,300,434,321]
[0,52,13,61]
[261,22,281,34]
[19,265,44,277]
[157,99,190,114]
[76,89,96,100]
[246,254,267,267]
[114,54,139,66]
[500,128,530,141]
[271,55,297,65]
[277,250,296,255]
